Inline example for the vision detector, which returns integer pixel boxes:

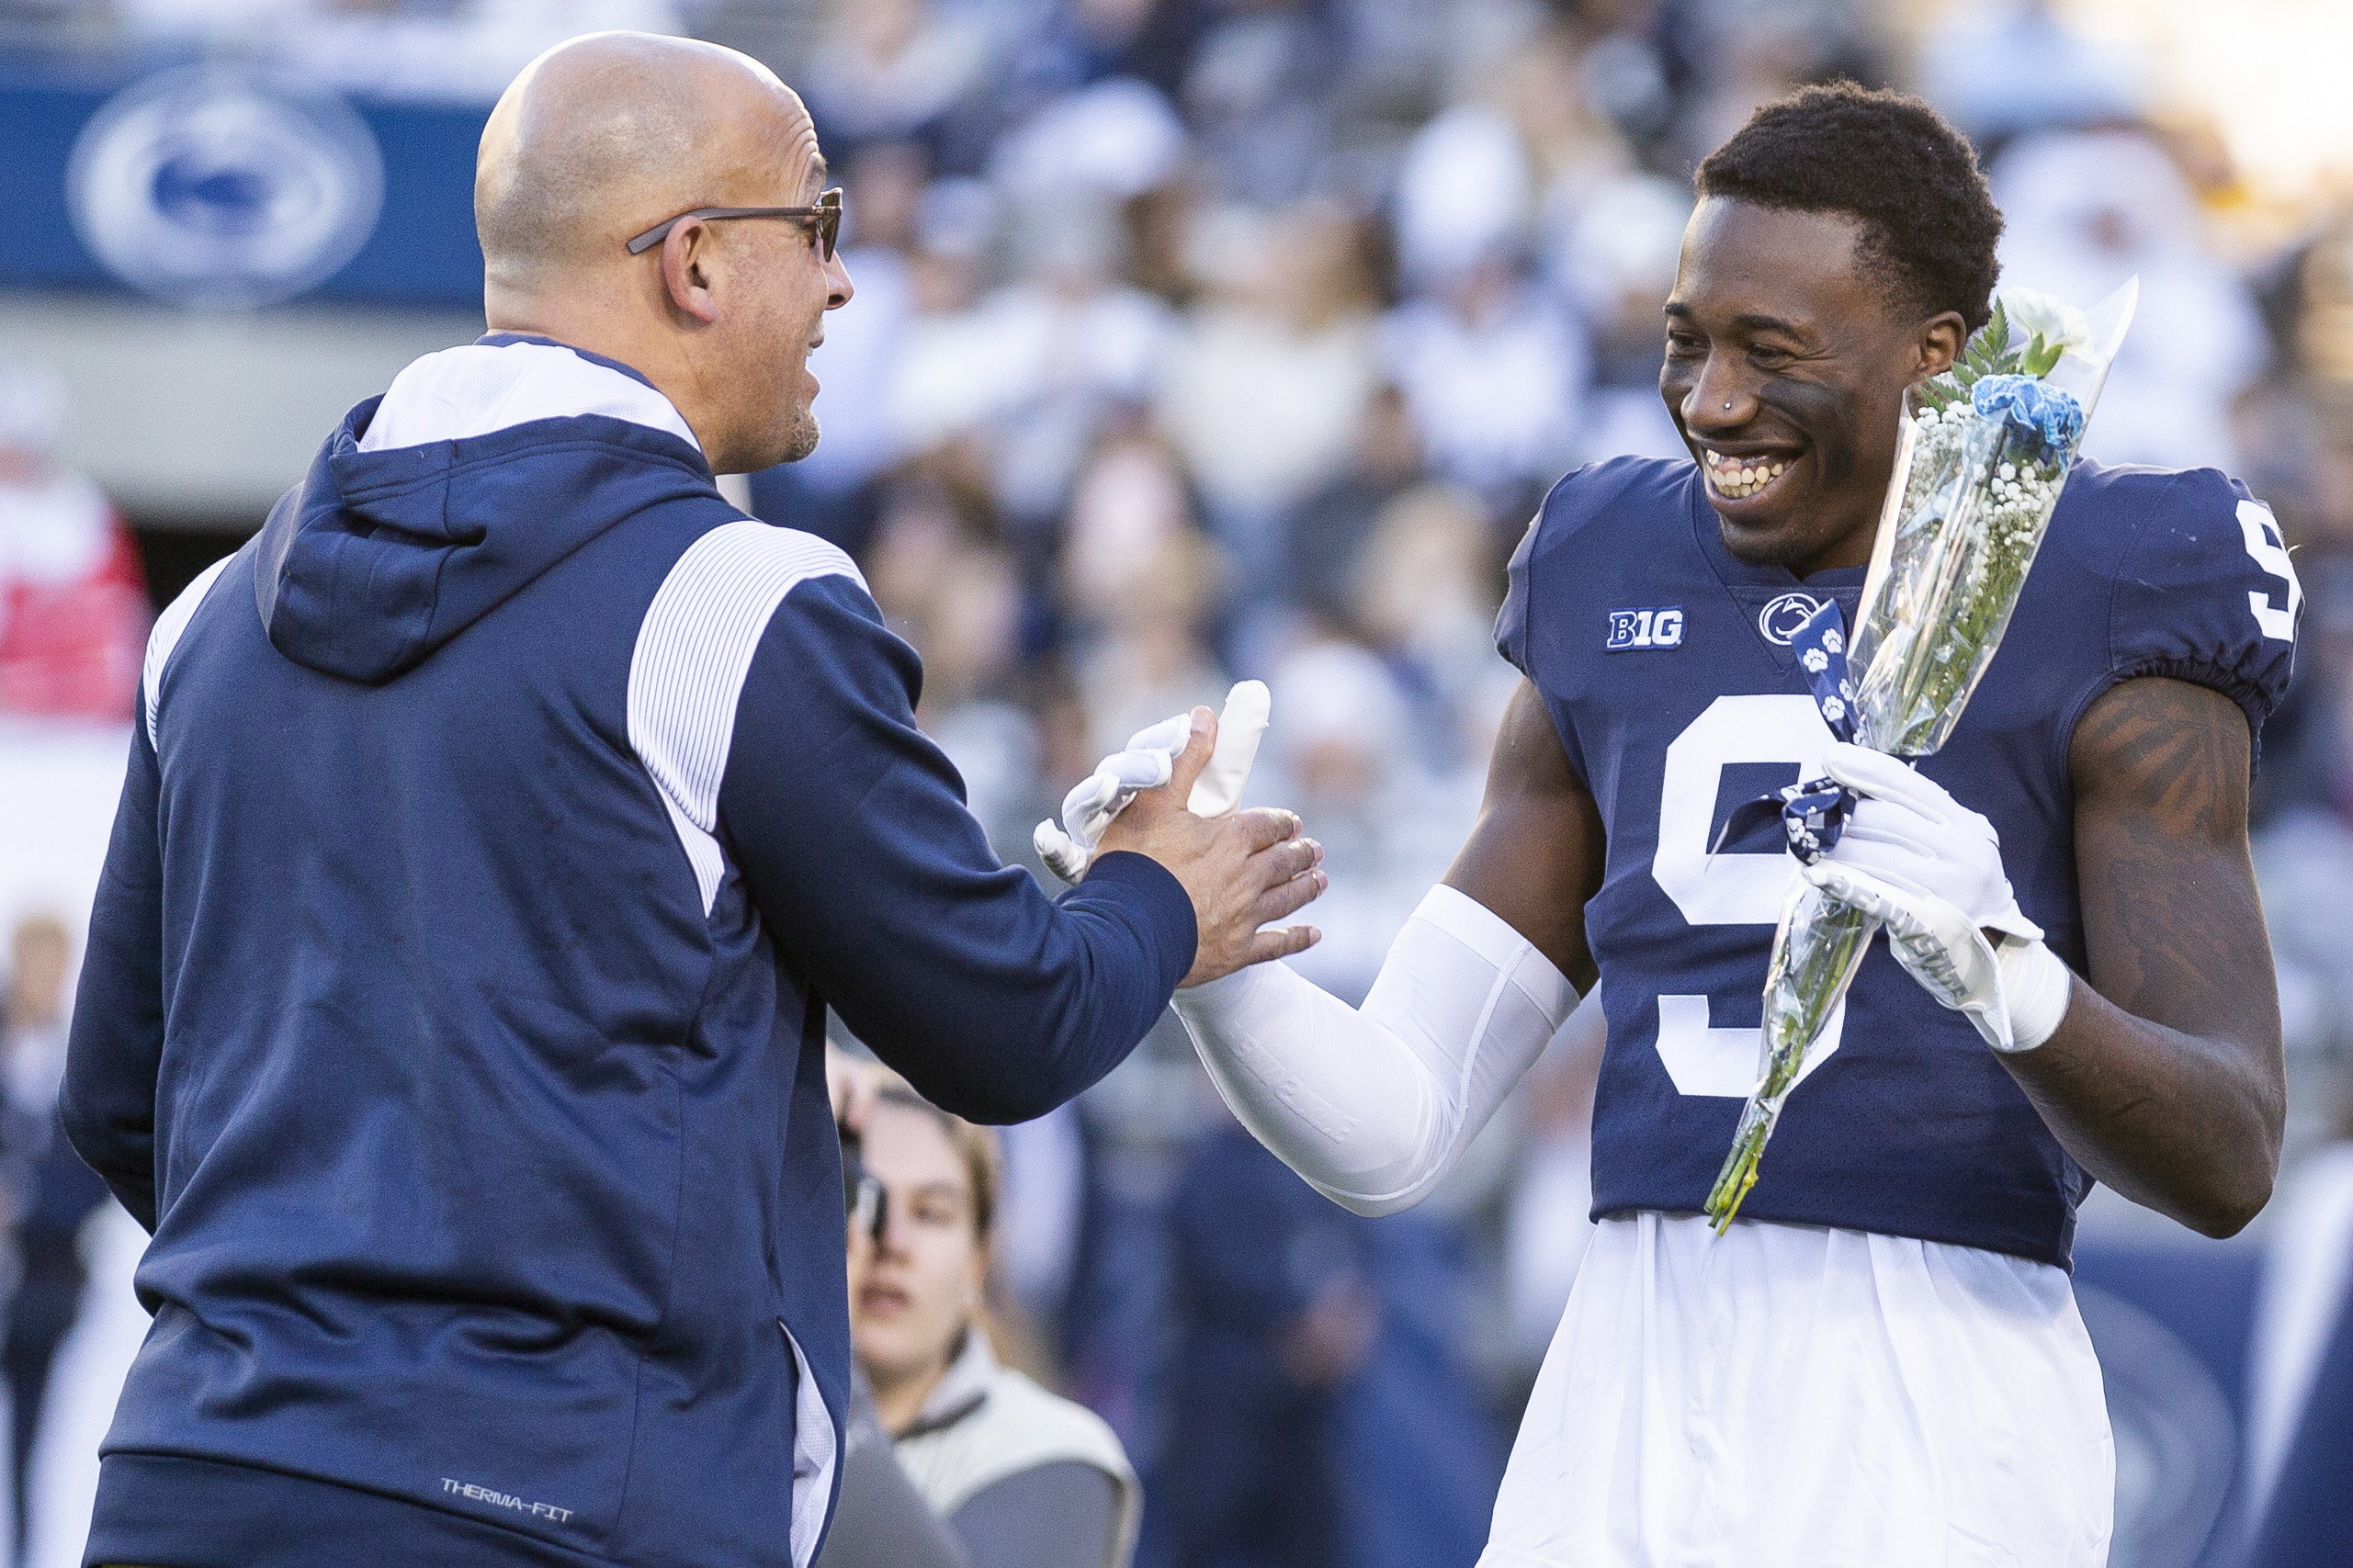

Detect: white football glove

[1819,742,2039,940]
[1035,681,1272,884]
[1812,742,2072,1053]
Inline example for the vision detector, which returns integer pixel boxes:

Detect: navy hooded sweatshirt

[62,336,1195,1568]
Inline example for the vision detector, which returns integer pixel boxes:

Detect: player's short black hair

[1695,83,2003,333]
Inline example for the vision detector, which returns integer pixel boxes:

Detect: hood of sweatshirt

[254,333,718,683]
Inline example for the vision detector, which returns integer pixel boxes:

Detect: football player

[1163,84,2300,1564]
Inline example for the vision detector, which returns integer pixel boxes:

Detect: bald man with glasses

[67,34,1322,1568]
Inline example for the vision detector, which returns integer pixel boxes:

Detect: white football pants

[1480,1213,2114,1568]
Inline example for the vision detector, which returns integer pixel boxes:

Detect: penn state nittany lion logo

[68,66,384,308]
[1758,591,1827,646]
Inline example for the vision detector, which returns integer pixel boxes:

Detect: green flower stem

[1705,884,1880,1229]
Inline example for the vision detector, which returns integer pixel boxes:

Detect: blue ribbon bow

[1714,599,1861,865]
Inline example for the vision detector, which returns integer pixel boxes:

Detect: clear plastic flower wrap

[1704,279,2139,1231]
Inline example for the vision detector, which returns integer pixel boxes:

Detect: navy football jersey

[1498,457,2301,1266]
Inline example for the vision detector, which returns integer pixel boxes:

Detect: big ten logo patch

[1606,606,1684,651]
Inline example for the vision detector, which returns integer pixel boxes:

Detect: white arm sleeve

[1170,885,1579,1217]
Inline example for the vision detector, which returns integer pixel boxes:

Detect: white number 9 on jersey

[2238,499,2301,643]
[1643,694,1846,1098]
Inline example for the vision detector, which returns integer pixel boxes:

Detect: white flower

[2000,287,2095,361]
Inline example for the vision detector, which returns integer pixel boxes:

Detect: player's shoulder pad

[2089,460,2302,741]
[1498,457,1689,674]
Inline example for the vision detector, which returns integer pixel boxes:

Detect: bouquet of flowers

[1703,278,2139,1231]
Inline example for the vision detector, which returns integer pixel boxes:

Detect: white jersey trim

[142,555,233,751]
[357,341,700,456]
[780,1318,839,1568]
[627,521,866,915]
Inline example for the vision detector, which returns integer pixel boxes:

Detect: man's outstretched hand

[1094,706,1325,987]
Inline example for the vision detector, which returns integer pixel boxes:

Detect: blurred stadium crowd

[2,2,2352,1566]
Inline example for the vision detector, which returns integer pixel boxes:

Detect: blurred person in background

[1992,128,2268,473]
[1149,1119,1372,1568]
[1,913,107,1563]
[1545,173,1695,464]
[1179,0,1341,207]
[1253,637,1415,1002]
[1282,384,1425,631]
[813,1109,975,1568]
[1249,628,1487,1006]
[2236,1065,2353,1568]
[0,363,148,724]
[1004,0,1210,110]
[1058,431,1229,757]
[1151,1113,1498,1568]
[1665,0,1886,171]
[1921,0,2144,151]
[890,194,1172,545]
[114,0,691,102]
[1385,104,1586,518]
[1499,1002,1607,1375]
[1346,479,1513,722]
[804,0,1003,174]
[1250,487,1504,1002]
[860,473,1038,854]
[850,1084,1140,1568]
[1156,198,1383,603]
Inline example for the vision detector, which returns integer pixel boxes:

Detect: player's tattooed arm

[1443,680,1607,989]
[2008,674,2285,1237]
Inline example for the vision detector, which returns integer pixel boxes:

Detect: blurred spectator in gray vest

[0,362,149,724]
[851,1086,1141,1568]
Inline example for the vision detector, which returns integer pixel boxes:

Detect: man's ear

[1916,310,1968,380]
[660,220,722,325]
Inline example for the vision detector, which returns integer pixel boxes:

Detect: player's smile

[1699,444,1800,504]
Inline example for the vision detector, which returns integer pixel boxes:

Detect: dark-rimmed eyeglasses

[625,187,843,260]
